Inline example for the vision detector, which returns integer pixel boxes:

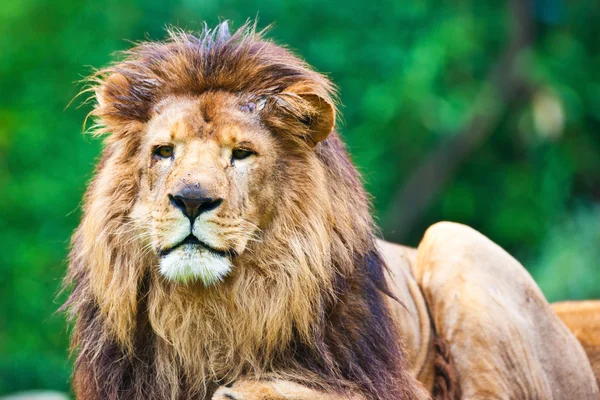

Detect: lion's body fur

[63,23,423,399]
[553,301,600,387]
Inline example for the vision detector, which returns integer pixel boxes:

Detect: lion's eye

[231,148,254,161]
[154,146,174,159]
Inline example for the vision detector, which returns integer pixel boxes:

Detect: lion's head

[106,64,338,286]
[128,90,328,284]
[91,24,341,286]
[64,22,416,400]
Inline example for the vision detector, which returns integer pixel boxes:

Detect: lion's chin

[159,244,232,285]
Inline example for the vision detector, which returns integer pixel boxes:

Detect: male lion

[64,23,599,399]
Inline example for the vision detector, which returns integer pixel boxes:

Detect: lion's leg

[212,380,364,400]
[415,222,599,399]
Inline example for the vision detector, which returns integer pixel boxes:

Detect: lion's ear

[298,93,336,145]
[277,83,336,146]
[93,72,152,131]
[95,72,130,109]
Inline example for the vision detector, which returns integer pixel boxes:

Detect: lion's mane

[64,23,419,399]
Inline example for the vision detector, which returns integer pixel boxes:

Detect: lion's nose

[168,187,223,221]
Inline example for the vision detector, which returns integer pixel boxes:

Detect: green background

[1,0,599,395]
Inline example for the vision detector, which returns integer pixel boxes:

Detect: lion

[63,22,599,399]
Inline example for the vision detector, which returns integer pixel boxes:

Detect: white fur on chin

[159,244,232,285]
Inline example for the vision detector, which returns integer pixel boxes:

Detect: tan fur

[212,380,365,400]
[553,301,600,386]
[412,222,599,399]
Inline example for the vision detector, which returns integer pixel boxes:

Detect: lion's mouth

[158,235,229,258]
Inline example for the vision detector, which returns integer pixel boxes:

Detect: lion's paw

[212,381,283,400]
[212,387,242,400]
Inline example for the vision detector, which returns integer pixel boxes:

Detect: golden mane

[63,22,419,399]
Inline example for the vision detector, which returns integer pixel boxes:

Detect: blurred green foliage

[0,0,598,395]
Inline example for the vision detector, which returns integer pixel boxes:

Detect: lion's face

[133,91,279,284]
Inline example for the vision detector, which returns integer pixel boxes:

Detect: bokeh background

[1,0,599,396]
